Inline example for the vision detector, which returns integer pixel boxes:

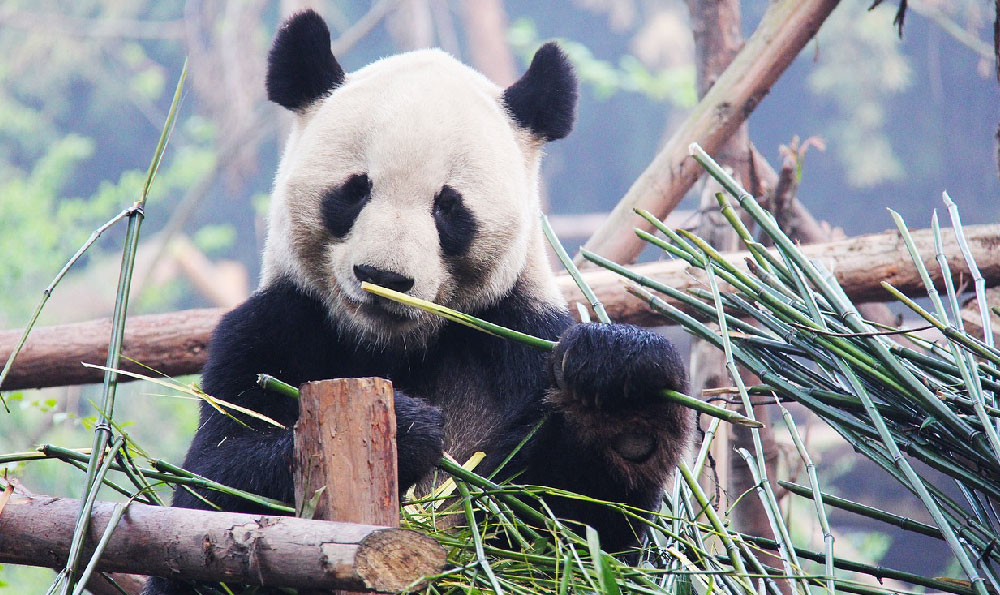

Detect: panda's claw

[549,323,686,411]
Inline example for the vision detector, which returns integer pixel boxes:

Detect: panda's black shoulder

[200,277,340,409]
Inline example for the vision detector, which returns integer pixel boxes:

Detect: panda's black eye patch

[321,173,372,237]
[433,185,477,256]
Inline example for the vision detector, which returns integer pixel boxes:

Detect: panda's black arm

[172,278,443,513]
[512,323,694,553]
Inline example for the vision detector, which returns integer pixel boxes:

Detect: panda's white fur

[262,49,562,346]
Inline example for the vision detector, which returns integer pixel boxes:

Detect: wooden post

[294,377,401,594]
[294,378,399,526]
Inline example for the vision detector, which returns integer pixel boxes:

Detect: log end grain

[354,528,446,592]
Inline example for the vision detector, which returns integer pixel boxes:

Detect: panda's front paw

[394,394,445,490]
[549,323,686,410]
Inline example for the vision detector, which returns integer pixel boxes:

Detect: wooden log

[578,0,841,265]
[295,378,400,595]
[294,378,399,526]
[1,224,999,391]
[0,494,445,592]
[0,308,217,391]
[567,223,1000,326]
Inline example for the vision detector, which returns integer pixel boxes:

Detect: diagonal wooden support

[578,0,842,266]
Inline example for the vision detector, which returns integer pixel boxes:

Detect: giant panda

[145,9,691,594]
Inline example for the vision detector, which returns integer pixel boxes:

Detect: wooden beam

[578,0,842,265]
[0,308,218,391]
[2,223,998,391]
[0,494,445,592]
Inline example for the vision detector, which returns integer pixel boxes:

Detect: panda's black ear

[502,42,578,142]
[266,10,345,111]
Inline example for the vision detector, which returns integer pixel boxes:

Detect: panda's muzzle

[353,264,415,293]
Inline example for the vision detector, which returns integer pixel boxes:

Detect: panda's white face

[262,50,558,345]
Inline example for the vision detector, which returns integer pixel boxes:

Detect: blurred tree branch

[0,9,185,39]
[577,0,841,266]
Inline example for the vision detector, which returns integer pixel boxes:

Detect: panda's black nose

[353,265,415,293]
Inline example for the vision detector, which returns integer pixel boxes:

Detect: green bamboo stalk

[115,448,162,506]
[363,282,762,428]
[714,193,778,277]
[61,435,125,594]
[734,448,803,591]
[922,212,1000,464]
[777,480,942,540]
[882,282,1000,368]
[541,215,610,323]
[63,62,188,595]
[257,373,300,400]
[71,501,129,595]
[776,404,834,593]
[703,265,801,583]
[736,533,974,595]
[30,444,293,513]
[435,455,550,527]
[455,480,505,594]
[833,359,986,593]
[677,461,755,592]
[633,208,703,261]
[690,142,984,451]
[690,416,721,478]
[585,248,765,338]
[942,191,994,351]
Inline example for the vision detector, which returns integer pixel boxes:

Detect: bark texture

[294,378,400,526]
[0,494,445,591]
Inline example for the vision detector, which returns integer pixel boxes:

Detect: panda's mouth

[355,294,421,325]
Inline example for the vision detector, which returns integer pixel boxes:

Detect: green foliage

[193,224,237,257]
[508,17,697,107]
[808,1,911,187]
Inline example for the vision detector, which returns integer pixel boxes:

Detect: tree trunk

[294,378,400,526]
[294,377,401,595]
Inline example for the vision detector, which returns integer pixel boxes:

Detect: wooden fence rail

[1,223,998,391]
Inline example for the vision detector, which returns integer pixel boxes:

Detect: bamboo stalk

[776,405,834,592]
[778,480,942,540]
[63,63,187,594]
[541,215,610,324]
[0,206,133,409]
[361,282,762,428]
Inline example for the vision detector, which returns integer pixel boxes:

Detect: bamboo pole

[577,0,842,265]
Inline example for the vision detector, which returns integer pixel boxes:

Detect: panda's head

[261,10,577,346]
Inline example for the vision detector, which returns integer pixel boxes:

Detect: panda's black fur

[145,10,691,594]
